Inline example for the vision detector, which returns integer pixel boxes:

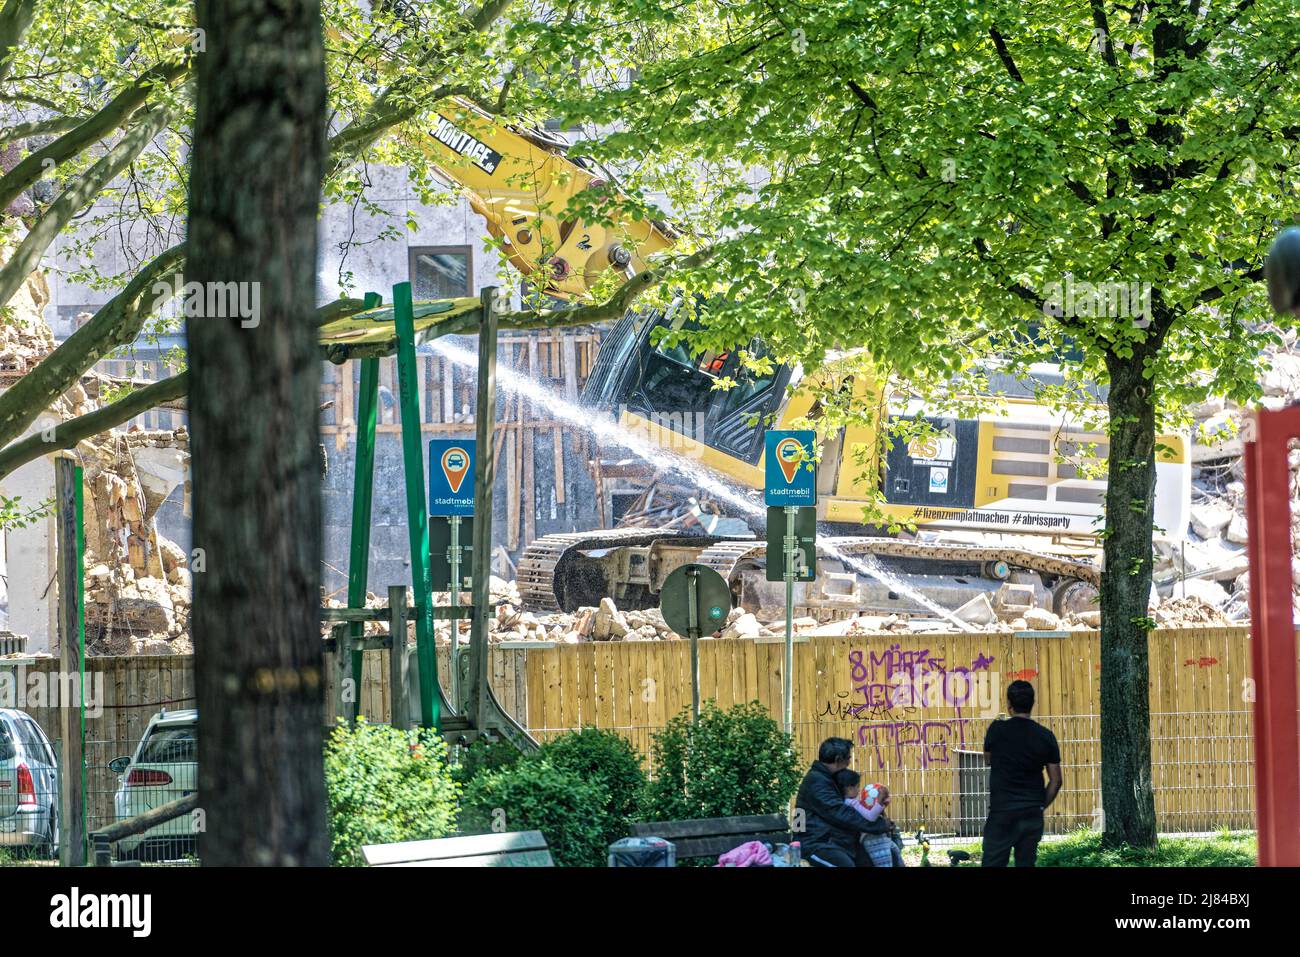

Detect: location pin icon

[442,447,470,493]
[776,437,803,484]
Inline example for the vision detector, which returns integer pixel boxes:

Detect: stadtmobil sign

[764,430,816,507]
[428,438,475,517]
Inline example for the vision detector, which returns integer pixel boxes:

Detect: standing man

[981,680,1062,867]
[795,737,882,867]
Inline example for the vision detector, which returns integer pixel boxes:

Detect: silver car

[0,709,59,855]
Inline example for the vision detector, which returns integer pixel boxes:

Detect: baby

[835,768,905,867]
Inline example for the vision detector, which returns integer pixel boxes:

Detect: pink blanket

[715,840,773,867]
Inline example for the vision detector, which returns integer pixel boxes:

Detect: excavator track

[517,528,724,611]
[519,528,1100,612]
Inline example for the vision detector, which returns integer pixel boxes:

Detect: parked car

[111,709,197,859]
[0,709,60,856]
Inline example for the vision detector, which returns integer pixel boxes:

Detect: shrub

[538,727,646,841]
[451,735,524,788]
[641,700,801,822]
[460,758,611,866]
[324,720,460,866]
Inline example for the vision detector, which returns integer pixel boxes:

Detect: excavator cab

[582,306,792,464]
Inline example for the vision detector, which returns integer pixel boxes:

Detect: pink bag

[715,840,773,867]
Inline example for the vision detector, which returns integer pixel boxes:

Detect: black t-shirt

[983,717,1060,812]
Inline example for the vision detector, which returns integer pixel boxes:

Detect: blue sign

[764,430,816,506]
[428,438,476,516]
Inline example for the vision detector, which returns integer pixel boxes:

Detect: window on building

[410,246,472,300]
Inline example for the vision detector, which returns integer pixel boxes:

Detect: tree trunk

[1099,349,1159,848]
[187,0,329,865]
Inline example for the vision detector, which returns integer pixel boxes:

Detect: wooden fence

[507,627,1258,836]
[2,625,1261,839]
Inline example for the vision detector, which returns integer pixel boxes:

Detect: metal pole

[687,567,700,722]
[392,282,440,730]
[448,514,461,705]
[55,457,86,865]
[467,287,499,729]
[346,291,382,725]
[783,505,797,734]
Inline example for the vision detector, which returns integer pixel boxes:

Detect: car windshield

[139,725,197,764]
[0,722,14,761]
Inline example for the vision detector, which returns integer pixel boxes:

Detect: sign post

[429,438,475,704]
[659,563,732,722]
[764,430,817,733]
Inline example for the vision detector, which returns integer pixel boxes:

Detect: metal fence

[528,711,1257,841]
[84,737,199,864]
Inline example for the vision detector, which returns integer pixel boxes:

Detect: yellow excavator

[411,100,1191,620]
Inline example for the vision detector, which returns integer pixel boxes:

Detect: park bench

[362,830,554,867]
[630,813,791,863]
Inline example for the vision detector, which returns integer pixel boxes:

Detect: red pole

[1243,405,1300,866]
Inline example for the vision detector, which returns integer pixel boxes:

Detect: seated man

[794,736,885,867]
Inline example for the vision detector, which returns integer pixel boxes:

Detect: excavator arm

[415,100,677,299]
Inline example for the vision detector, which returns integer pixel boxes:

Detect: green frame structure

[322,283,533,749]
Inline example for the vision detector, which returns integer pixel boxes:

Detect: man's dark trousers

[981,808,1044,867]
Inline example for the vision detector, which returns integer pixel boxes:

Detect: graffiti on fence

[856,717,972,769]
[814,643,1004,770]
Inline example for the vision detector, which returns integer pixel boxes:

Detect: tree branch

[0,371,189,482]
[0,114,90,146]
[0,240,184,450]
[0,105,173,310]
[0,0,38,85]
[326,0,512,176]
[497,246,716,328]
[0,57,189,212]
[988,27,1024,84]
[1196,266,1264,306]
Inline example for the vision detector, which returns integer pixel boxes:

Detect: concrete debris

[952,593,997,626]
[1153,596,1232,627]
[719,612,761,639]
[1158,339,1300,624]
[1022,607,1062,631]
[1190,503,1233,540]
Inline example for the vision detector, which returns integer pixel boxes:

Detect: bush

[324,720,460,866]
[538,728,646,841]
[641,700,801,822]
[460,758,611,866]
[451,735,524,788]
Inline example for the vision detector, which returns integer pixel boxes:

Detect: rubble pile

[0,271,193,656]
[1157,339,1300,624]
[80,430,193,655]
[475,578,1106,642]
[0,269,53,379]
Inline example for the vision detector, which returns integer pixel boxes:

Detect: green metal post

[783,505,797,734]
[74,464,86,856]
[393,282,441,730]
[346,292,382,725]
[448,514,461,704]
[687,567,700,723]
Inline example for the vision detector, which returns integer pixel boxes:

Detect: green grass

[1036,830,1255,867]
[903,830,1257,867]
